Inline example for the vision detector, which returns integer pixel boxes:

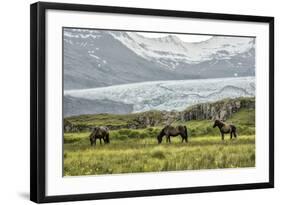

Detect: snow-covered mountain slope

[63,29,255,90]
[64,29,189,90]
[64,76,255,115]
[110,32,255,65]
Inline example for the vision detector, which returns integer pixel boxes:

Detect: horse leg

[184,133,188,143]
[181,135,187,143]
[106,134,110,143]
[100,138,102,145]
[167,135,171,143]
[234,131,237,138]
[221,132,224,141]
[230,132,233,140]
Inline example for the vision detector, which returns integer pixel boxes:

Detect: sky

[136,32,213,42]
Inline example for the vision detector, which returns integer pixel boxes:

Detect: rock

[179,97,255,121]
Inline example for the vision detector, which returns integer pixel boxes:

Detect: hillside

[64,97,255,135]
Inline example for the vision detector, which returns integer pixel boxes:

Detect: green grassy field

[64,134,255,176]
[63,107,255,176]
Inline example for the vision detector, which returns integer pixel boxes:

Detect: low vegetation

[64,106,255,176]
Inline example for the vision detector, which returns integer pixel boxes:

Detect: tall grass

[64,134,255,176]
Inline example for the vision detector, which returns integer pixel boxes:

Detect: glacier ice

[65,76,255,113]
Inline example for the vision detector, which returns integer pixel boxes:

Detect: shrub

[146,127,154,132]
[118,129,131,136]
[128,131,139,138]
[139,132,149,138]
[118,135,127,140]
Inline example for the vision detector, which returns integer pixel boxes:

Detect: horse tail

[106,131,110,143]
[231,124,236,132]
[231,125,238,137]
[184,126,188,138]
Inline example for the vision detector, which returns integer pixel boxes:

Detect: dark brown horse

[157,125,188,144]
[213,119,237,140]
[89,126,110,146]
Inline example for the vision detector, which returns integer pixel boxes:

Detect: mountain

[64,96,133,117]
[63,29,255,90]
[64,76,255,117]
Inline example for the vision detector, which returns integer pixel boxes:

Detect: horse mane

[217,119,225,124]
[215,119,226,128]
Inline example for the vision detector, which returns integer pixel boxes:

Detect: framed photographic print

[30,2,274,203]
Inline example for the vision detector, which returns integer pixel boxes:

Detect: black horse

[213,119,237,140]
[157,125,188,144]
[89,126,110,146]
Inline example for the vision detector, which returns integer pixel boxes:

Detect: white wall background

[0,0,279,204]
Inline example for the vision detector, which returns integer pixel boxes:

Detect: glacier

[65,76,255,114]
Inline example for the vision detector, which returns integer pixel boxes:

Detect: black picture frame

[30,1,274,203]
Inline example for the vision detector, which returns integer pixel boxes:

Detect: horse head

[157,128,165,144]
[157,133,163,144]
[213,119,220,128]
[89,127,98,145]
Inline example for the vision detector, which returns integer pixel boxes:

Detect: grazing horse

[213,119,237,140]
[157,125,188,144]
[89,126,110,146]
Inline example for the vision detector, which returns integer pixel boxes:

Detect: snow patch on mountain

[63,28,255,90]
[109,32,255,66]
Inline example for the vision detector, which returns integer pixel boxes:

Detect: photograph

[29,2,274,202]
[63,28,256,176]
